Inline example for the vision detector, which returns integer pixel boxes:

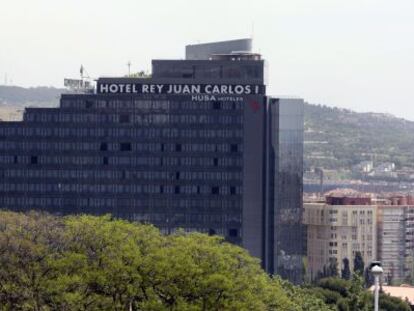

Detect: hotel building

[0,39,304,282]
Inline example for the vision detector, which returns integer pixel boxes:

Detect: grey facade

[185,38,252,60]
[378,204,414,284]
[0,41,304,282]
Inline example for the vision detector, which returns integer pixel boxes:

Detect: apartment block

[304,195,377,280]
[377,195,414,284]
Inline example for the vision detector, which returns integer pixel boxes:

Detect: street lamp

[371,264,384,311]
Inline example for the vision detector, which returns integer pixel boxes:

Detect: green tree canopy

[307,274,411,311]
[0,211,330,311]
[342,258,351,280]
[353,251,365,276]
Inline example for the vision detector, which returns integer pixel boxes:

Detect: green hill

[0,85,64,107]
[304,103,414,170]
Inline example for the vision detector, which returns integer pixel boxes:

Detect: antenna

[64,65,93,91]
[127,61,131,77]
[251,22,255,40]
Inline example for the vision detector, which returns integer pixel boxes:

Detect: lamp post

[371,264,383,311]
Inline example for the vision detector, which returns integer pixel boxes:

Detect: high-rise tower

[0,39,304,283]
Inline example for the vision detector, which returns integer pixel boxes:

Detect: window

[103,157,108,165]
[211,186,219,195]
[182,72,194,79]
[100,142,108,151]
[30,156,38,165]
[175,144,182,152]
[230,144,238,153]
[85,100,94,109]
[174,186,180,194]
[230,186,236,195]
[213,101,221,110]
[120,142,131,151]
[119,114,130,123]
[229,228,238,237]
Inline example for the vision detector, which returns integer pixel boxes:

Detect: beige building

[303,196,377,280]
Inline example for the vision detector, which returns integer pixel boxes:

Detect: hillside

[0,85,64,107]
[304,104,414,170]
[1,85,413,170]
[0,85,64,120]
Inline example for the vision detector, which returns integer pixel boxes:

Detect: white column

[374,275,379,311]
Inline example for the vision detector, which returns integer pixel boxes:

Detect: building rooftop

[185,38,253,60]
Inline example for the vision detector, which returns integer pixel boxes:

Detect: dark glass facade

[0,48,304,282]
[268,98,304,283]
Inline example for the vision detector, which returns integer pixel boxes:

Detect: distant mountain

[0,85,64,107]
[1,85,413,170]
[304,104,414,170]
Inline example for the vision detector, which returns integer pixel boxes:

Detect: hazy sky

[1,0,413,119]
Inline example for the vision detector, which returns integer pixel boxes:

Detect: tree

[128,71,151,78]
[0,211,65,309]
[277,278,335,311]
[328,258,338,277]
[353,251,365,276]
[379,293,411,311]
[341,258,351,280]
[0,211,332,310]
[386,265,394,286]
[364,267,374,288]
[348,273,371,311]
[316,261,338,281]
[308,274,411,311]
[317,277,349,297]
[10,211,411,310]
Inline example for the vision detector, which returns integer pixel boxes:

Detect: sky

[1,0,413,119]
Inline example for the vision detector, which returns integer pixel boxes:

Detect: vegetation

[341,258,351,280]
[0,210,332,310]
[0,86,64,107]
[353,251,365,276]
[304,103,414,170]
[306,275,411,311]
[127,71,151,78]
[0,211,411,310]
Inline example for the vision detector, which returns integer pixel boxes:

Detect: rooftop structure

[185,38,253,60]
